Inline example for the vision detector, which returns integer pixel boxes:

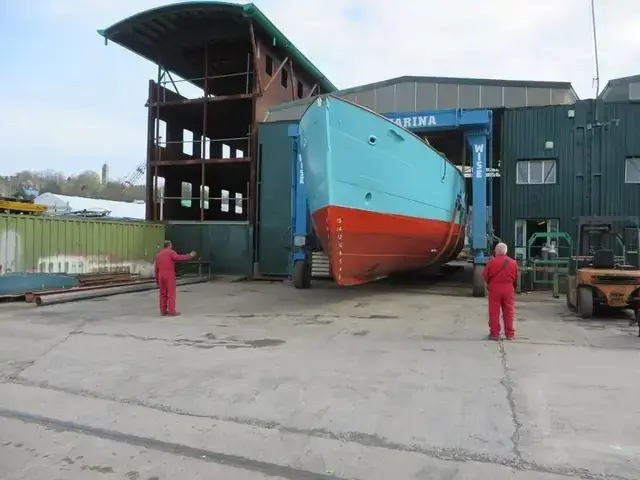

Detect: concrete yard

[0,278,639,480]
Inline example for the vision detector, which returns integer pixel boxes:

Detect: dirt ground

[0,276,638,480]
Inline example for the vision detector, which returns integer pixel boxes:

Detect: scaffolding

[146,39,257,223]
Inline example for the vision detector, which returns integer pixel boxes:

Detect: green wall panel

[500,100,640,251]
[587,102,640,217]
[500,103,578,248]
[256,121,296,276]
[165,221,252,276]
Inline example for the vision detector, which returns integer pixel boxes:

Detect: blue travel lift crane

[288,108,495,296]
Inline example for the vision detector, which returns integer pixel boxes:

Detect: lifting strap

[487,257,510,284]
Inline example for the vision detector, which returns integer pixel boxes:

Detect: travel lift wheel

[577,287,594,319]
[293,259,312,289]
[472,264,486,298]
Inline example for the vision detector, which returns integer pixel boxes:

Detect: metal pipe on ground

[26,280,156,302]
[34,277,209,307]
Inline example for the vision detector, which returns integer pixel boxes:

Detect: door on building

[514,219,559,261]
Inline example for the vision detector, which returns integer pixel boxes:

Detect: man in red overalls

[482,242,518,340]
[154,240,196,316]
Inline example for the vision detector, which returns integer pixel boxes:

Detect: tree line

[2,169,146,203]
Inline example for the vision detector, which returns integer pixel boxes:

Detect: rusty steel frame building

[99,1,335,225]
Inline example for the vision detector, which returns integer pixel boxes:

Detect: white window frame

[624,157,640,184]
[516,159,557,185]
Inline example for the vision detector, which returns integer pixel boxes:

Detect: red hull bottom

[312,206,464,286]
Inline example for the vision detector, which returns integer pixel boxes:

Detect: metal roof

[599,73,640,99]
[98,1,336,93]
[264,75,579,123]
[337,75,577,96]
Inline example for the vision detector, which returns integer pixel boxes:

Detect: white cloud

[37,0,640,97]
[6,0,640,176]
[257,0,638,98]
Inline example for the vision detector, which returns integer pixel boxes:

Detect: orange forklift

[566,216,640,335]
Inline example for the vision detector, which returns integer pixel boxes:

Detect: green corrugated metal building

[500,99,640,257]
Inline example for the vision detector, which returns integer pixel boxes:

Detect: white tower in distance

[101,163,109,185]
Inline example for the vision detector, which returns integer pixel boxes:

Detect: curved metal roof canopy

[98,1,336,93]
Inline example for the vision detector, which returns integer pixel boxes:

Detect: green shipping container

[0,214,165,278]
[500,100,640,253]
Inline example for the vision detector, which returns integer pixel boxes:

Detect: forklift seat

[592,249,615,269]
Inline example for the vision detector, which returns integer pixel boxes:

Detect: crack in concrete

[70,331,164,342]
[6,379,633,480]
[1,319,90,382]
[206,312,400,320]
[410,335,640,352]
[69,331,285,349]
[71,330,638,357]
[498,342,523,460]
[71,326,638,353]
[0,408,345,480]
[0,361,34,382]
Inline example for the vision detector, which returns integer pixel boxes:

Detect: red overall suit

[482,254,518,339]
[154,248,192,315]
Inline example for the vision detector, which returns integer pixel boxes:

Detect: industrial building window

[182,129,193,156]
[297,81,304,99]
[155,119,167,146]
[624,157,640,183]
[201,137,210,159]
[265,55,273,76]
[200,186,210,210]
[281,69,289,89]
[181,182,192,207]
[221,189,230,212]
[516,159,556,185]
[235,193,243,214]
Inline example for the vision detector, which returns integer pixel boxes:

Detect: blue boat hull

[299,95,467,285]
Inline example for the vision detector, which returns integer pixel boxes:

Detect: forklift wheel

[293,260,311,289]
[577,287,594,319]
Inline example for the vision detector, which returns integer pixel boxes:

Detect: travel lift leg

[288,124,312,289]
[466,130,491,297]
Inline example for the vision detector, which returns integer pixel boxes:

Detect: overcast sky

[1,0,638,180]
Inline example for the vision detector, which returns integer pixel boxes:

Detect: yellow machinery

[566,216,640,335]
[0,197,47,215]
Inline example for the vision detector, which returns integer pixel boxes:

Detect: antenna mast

[590,0,600,95]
